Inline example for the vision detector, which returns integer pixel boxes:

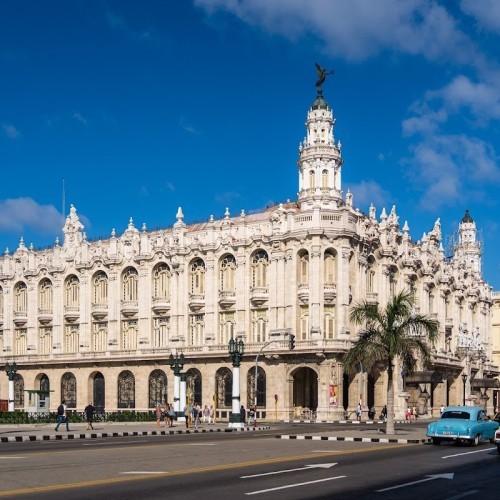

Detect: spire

[461,209,473,223]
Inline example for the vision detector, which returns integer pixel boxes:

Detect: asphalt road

[0,423,497,499]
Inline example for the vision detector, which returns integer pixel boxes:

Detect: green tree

[343,291,438,435]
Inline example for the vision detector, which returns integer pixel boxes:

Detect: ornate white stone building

[0,85,497,419]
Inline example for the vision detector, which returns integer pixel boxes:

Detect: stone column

[309,244,322,339]
[229,364,243,429]
[179,373,187,422]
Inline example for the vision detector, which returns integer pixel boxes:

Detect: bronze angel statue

[315,62,334,89]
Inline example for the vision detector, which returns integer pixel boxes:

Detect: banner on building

[329,384,338,406]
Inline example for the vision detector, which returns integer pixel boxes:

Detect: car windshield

[441,411,470,420]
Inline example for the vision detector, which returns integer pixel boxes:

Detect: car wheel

[432,438,441,446]
[471,434,480,447]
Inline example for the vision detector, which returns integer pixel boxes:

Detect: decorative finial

[176,207,184,221]
[142,222,147,232]
[315,63,334,91]
[224,207,230,219]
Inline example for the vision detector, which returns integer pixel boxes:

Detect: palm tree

[343,291,438,435]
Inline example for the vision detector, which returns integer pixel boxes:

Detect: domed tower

[297,77,343,211]
[455,209,482,273]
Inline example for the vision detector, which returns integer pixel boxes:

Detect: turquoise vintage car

[426,406,499,446]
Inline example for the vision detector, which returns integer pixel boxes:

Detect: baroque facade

[0,86,497,420]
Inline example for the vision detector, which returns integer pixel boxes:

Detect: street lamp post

[5,362,17,412]
[461,373,468,406]
[228,338,245,429]
[168,352,186,422]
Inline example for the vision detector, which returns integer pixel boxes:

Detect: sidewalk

[0,422,270,443]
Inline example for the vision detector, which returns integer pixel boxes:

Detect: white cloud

[461,0,500,32]
[165,182,175,192]
[0,198,63,235]
[196,0,477,62]
[180,117,199,135]
[73,112,88,126]
[215,191,242,204]
[2,123,20,139]
[345,180,390,210]
[404,134,500,209]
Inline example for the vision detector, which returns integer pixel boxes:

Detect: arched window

[215,368,232,408]
[14,374,24,408]
[324,250,337,283]
[61,372,77,408]
[247,367,266,408]
[324,305,335,339]
[153,264,171,298]
[220,255,236,291]
[65,325,79,353]
[309,170,315,189]
[251,310,268,343]
[39,279,53,311]
[190,314,204,346]
[14,282,27,313]
[92,322,107,351]
[251,251,268,288]
[15,329,27,355]
[366,258,375,293]
[149,369,167,408]
[153,318,169,348]
[190,259,205,294]
[219,312,235,345]
[322,169,329,188]
[121,320,138,350]
[298,251,309,285]
[117,370,135,408]
[40,374,50,393]
[65,275,80,308]
[93,272,108,305]
[186,368,202,406]
[300,306,309,340]
[39,326,52,354]
[122,268,138,301]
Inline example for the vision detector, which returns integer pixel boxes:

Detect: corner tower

[455,209,482,273]
[297,69,343,211]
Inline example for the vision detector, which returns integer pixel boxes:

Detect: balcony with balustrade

[38,308,53,324]
[250,287,269,307]
[297,284,309,303]
[218,290,236,309]
[188,294,205,312]
[92,303,108,320]
[323,282,337,302]
[120,300,138,318]
[366,292,378,305]
[13,311,28,326]
[64,306,80,322]
[152,297,171,315]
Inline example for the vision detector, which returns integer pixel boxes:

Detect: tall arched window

[40,374,50,393]
[324,250,337,283]
[366,258,375,293]
[153,318,169,348]
[15,329,27,355]
[309,170,315,189]
[93,272,108,305]
[39,326,52,354]
[298,251,309,285]
[65,275,80,308]
[39,279,53,312]
[300,306,309,340]
[14,282,27,313]
[323,305,335,339]
[149,369,167,408]
[186,368,202,406]
[61,372,77,408]
[220,254,236,291]
[322,169,329,188]
[190,259,205,294]
[65,325,79,353]
[251,250,268,288]
[118,370,135,408]
[122,268,138,301]
[153,264,171,298]
[121,320,138,350]
[247,367,266,408]
[215,368,232,408]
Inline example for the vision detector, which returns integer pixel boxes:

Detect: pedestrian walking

[440,405,445,415]
[381,405,387,420]
[209,404,215,425]
[84,402,95,430]
[248,406,256,427]
[155,404,162,428]
[55,400,70,432]
[356,403,362,422]
[184,404,190,429]
[240,405,246,425]
[168,404,176,427]
[202,404,209,424]
[406,407,412,421]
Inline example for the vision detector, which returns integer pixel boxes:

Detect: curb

[0,426,271,443]
[277,434,431,444]
[283,420,415,424]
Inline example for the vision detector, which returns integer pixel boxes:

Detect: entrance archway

[292,367,318,411]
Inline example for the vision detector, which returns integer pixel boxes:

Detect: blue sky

[0,0,499,289]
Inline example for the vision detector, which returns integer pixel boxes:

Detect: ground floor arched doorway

[93,372,105,414]
[292,367,318,412]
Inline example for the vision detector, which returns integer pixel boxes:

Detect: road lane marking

[245,475,346,495]
[0,443,408,497]
[186,443,215,446]
[445,490,479,500]
[312,450,342,453]
[376,473,454,492]
[83,440,144,446]
[0,457,25,459]
[441,447,494,459]
[241,463,337,478]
